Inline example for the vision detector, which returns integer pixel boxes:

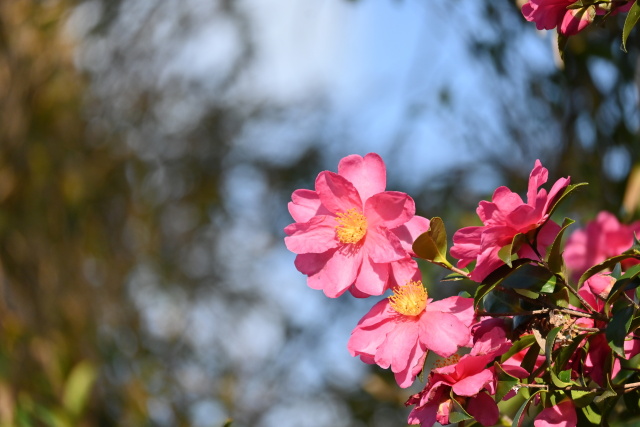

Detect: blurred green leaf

[622,2,640,52]
[62,361,97,418]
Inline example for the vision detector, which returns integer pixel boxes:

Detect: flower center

[388,281,428,316]
[335,208,368,244]
[433,354,461,369]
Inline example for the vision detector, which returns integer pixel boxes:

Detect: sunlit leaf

[622,1,640,52]
[412,217,451,266]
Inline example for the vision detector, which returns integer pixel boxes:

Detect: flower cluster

[285,154,640,426]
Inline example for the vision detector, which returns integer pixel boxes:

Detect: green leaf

[412,217,451,266]
[622,1,640,52]
[580,404,602,424]
[546,183,588,220]
[495,363,519,401]
[571,389,596,408]
[606,305,634,356]
[553,334,587,375]
[501,334,536,363]
[545,327,562,366]
[546,218,575,275]
[62,361,97,417]
[550,369,572,388]
[579,253,640,288]
[447,388,474,423]
[502,263,555,291]
[512,390,542,427]
[498,233,527,268]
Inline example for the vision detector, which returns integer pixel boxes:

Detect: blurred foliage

[0,0,638,426]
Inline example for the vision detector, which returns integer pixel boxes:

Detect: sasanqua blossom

[450,160,570,282]
[406,326,511,426]
[284,153,430,297]
[347,281,474,388]
[564,211,640,278]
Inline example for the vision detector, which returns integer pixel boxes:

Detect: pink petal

[451,368,494,396]
[466,392,499,426]
[364,226,407,263]
[365,191,415,229]
[354,298,395,329]
[428,296,475,328]
[450,226,483,264]
[288,189,330,223]
[348,317,396,359]
[352,255,390,296]
[534,400,577,427]
[337,153,386,202]
[527,159,548,204]
[392,215,431,254]
[469,245,506,282]
[294,251,332,276]
[388,257,422,289]
[419,311,470,357]
[284,216,339,254]
[306,248,363,297]
[315,171,362,214]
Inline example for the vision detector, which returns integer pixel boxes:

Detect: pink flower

[347,281,474,387]
[534,399,577,427]
[522,0,594,35]
[450,160,570,282]
[522,0,633,36]
[406,327,510,426]
[284,153,430,297]
[564,211,640,279]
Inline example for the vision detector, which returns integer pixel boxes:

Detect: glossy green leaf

[512,390,542,427]
[498,233,527,268]
[545,327,561,366]
[546,218,575,275]
[622,1,640,52]
[579,252,640,288]
[502,263,555,291]
[501,334,536,363]
[580,404,602,424]
[571,389,596,408]
[547,183,588,219]
[606,306,634,357]
[412,217,450,266]
[495,363,519,401]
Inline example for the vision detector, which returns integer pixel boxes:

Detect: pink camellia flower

[564,211,640,279]
[406,326,511,426]
[284,153,430,298]
[522,0,633,36]
[534,399,577,427]
[347,280,474,388]
[450,160,570,282]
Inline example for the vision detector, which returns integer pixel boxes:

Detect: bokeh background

[1,0,639,426]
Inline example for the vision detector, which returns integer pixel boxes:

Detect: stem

[516,381,640,393]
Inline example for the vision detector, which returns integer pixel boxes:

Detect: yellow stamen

[388,281,428,316]
[335,208,368,244]
[433,354,461,369]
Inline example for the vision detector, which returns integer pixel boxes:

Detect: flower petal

[365,226,407,263]
[315,171,362,214]
[284,216,339,254]
[451,368,494,397]
[365,191,415,229]
[288,189,330,223]
[466,392,499,427]
[352,256,390,296]
[419,311,470,357]
[534,400,577,427]
[338,153,386,202]
[391,215,431,254]
[306,248,363,297]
